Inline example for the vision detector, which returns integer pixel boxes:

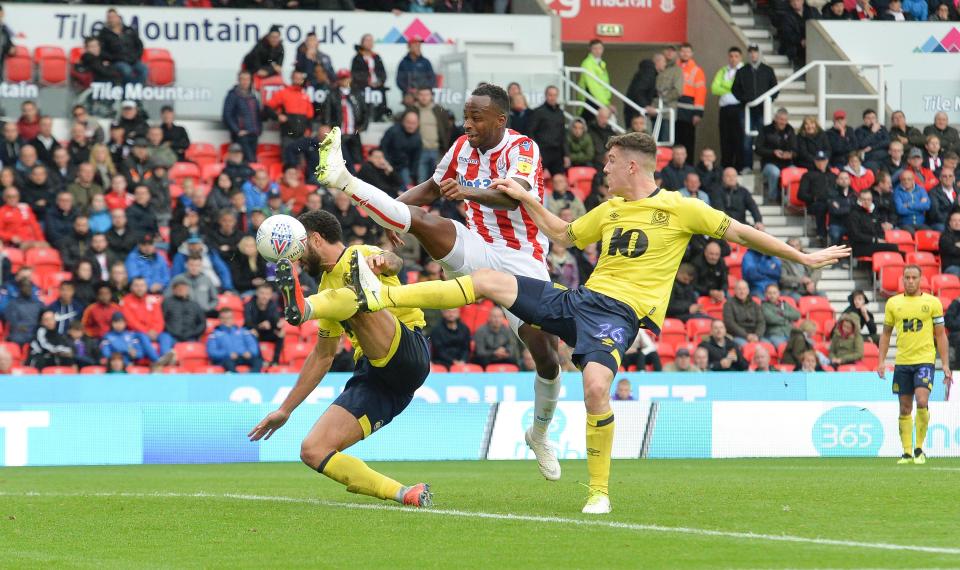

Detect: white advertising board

[712,401,960,459]
[2,4,554,118]
[819,21,960,122]
[486,401,648,461]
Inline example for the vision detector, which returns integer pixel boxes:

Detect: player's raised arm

[248,336,338,441]
[722,219,851,269]
[439,177,521,210]
[396,178,443,207]
[490,177,573,246]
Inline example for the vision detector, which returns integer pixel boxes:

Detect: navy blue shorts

[508,276,648,374]
[332,324,430,438]
[892,364,935,395]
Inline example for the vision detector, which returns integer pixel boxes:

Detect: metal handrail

[560,66,675,145]
[744,60,889,136]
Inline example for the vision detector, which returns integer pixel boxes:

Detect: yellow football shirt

[883,293,944,365]
[316,244,426,359]
[567,190,731,328]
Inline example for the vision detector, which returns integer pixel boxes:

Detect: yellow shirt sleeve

[884,298,896,327]
[568,201,608,249]
[676,196,731,239]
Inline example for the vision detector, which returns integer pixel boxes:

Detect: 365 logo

[812,406,883,457]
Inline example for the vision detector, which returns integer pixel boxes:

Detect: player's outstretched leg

[316,127,413,233]
[276,258,361,325]
[349,249,481,311]
[302,406,433,508]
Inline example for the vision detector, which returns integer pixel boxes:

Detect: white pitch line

[2,491,959,556]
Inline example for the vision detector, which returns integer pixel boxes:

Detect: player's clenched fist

[439,178,469,201]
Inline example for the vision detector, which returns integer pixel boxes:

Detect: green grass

[2,459,959,569]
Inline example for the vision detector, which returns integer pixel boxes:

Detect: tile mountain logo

[915,27,960,53]
[378,18,455,45]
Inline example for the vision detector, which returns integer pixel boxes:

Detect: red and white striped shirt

[433,130,549,262]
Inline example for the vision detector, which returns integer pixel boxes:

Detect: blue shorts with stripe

[508,276,649,374]
[892,363,934,395]
[332,324,430,438]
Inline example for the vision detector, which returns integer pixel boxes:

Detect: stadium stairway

[722,2,899,363]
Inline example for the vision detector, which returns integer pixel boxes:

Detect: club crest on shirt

[651,209,669,226]
[496,154,507,173]
[520,140,532,152]
[922,304,929,313]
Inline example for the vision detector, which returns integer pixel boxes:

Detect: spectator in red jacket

[905,146,938,191]
[105,174,134,211]
[278,165,313,212]
[81,283,121,339]
[16,101,40,141]
[121,276,175,358]
[842,151,875,193]
[265,70,314,151]
[0,187,46,249]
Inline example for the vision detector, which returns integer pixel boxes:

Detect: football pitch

[2,459,959,569]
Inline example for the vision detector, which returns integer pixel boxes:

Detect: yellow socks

[320,451,404,502]
[916,408,930,450]
[898,415,913,455]
[382,276,476,309]
[586,410,615,495]
[306,288,361,322]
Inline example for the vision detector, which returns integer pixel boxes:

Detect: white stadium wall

[818,21,960,122]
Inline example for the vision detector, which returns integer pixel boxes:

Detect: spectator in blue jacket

[125,234,171,293]
[396,38,436,95]
[222,70,262,163]
[380,110,422,186]
[44,191,78,242]
[99,311,171,368]
[893,169,931,233]
[241,169,276,213]
[741,249,782,298]
[171,235,234,291]
[47,280,85,335]
[902,0,928,20]
[206,307,262,373]
[4,277,44,346]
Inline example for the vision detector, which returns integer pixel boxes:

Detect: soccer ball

[256,214,307,262]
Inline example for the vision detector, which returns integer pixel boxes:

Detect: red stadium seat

[905,251,940,280]
[932,274,960,302]
[726,250,743,280]
[780,295,799,312]
[836,364,859,372]
[449,363,484,373]
[659,318,687,348]
[9,366,38,375]
[217,293,245,317]
[686,318,713,342]
[42,366,77,375]
[657,343,676,366]
[742,341,778,365]
[174,342,208,370]
[697,296,725,320]
[486,363,520,373]
[190,365,226,374]
[459,300,494,333]
[566,166,596,201]
[258,143,282,159]
[282,342,313,367]
[5,247,23,272]
[170,162,201,185]
[875,252,906,297]
[34,46,68,86]
[816,318,835,342]
[201,162,226,184]
[5,46,31,82]
[1,342,22,364]
[258,343,276,364]
[798,296,834,326]
[142,48,175,86]
[655,146,672,172]
[267,365,296,373]
[185,143,220,167]
[915,230,941,254]
[885,229,915,255]
[80,366,107,374]
[430,363,448,373]
[780,166,807,212]
[861,342,880,370]
[26,248,63,286]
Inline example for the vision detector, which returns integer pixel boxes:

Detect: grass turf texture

[2,459,959,569]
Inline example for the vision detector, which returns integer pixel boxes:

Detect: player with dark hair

[248,209,433,508]
[878,265,953,465]
[294,130,850,514]
[311,81,565,482]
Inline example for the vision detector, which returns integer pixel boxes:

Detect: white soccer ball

[256,214,307,262]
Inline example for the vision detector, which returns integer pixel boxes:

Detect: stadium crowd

[0,7,958,376]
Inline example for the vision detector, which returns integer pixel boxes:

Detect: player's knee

[300,442,334,470]
[583,378,610,407]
